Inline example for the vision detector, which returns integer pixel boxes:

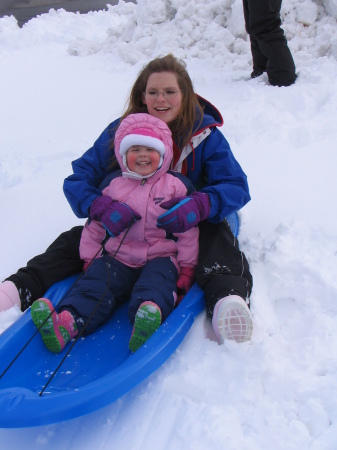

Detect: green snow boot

[129,301,162,353]
[31,298,78,353]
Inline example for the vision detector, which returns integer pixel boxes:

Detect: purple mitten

[90,196,141,237]
[157,192,210,233]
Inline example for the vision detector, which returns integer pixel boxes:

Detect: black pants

[6,227,84,311]
[7,222,253,315]
[195,220,252,318]
[242,0,296,85]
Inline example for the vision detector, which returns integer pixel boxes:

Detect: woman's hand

[157,192,210,233]
[90,196,141,237]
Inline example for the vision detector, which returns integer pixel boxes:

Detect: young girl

[2,54,253,344]
[30,113,199,353]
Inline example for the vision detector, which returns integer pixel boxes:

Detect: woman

[1,54,253,344]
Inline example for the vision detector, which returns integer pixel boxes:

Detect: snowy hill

[1,0,337,448]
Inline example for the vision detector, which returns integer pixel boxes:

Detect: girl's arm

[176,227,199,269]
[175,226,199,305]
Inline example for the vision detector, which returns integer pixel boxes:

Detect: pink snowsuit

[57,114,199,334]
[79,113,199,273]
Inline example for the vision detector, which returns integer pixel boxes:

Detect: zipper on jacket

[140,178,147,186]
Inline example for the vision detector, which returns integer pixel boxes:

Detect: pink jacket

[79,114,199,271]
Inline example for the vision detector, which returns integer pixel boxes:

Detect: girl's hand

[176,267,195,305]
[90,196,141,237]
[157,192,210,233]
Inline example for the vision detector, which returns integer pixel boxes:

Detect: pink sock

[0,281,21,312]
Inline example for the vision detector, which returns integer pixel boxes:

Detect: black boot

[269,73,297,87]
[251,69,265,78]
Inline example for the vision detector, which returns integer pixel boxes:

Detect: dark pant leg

[128,257,178,324]
[6,226,84,310]
[243,0,268,72]
[250,35,269,73]
[195,220,253,319]
[244,0,296,84]
[59,255,140,336]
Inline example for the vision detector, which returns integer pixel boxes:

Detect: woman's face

[143,71,182,124]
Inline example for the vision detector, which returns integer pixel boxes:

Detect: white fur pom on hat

[119,127,166,158]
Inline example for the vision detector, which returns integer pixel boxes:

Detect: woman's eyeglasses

[143,89,182,99]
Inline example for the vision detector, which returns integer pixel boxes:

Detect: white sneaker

[212,295,253,343]
[0,281,21,312]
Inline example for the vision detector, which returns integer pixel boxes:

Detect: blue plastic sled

[0,212,239,428]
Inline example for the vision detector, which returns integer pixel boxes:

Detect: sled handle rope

[0,228,127,383]
[39,225,131,396]
[0,240,106,381]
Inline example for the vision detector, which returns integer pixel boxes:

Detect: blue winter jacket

[63,96,251,224]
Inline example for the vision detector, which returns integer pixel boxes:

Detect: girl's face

[143,72,182,124]
[126,145,161,176]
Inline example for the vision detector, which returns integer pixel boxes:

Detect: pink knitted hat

[114,113,173,179]
[119,127,166,158]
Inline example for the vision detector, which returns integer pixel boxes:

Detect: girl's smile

[126,145,161,176]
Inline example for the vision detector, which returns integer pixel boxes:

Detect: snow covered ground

[1,0,337,448]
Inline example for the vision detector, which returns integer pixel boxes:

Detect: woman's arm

[63,119,120,218]
[198,127,251,223]
[157,128,251,233]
